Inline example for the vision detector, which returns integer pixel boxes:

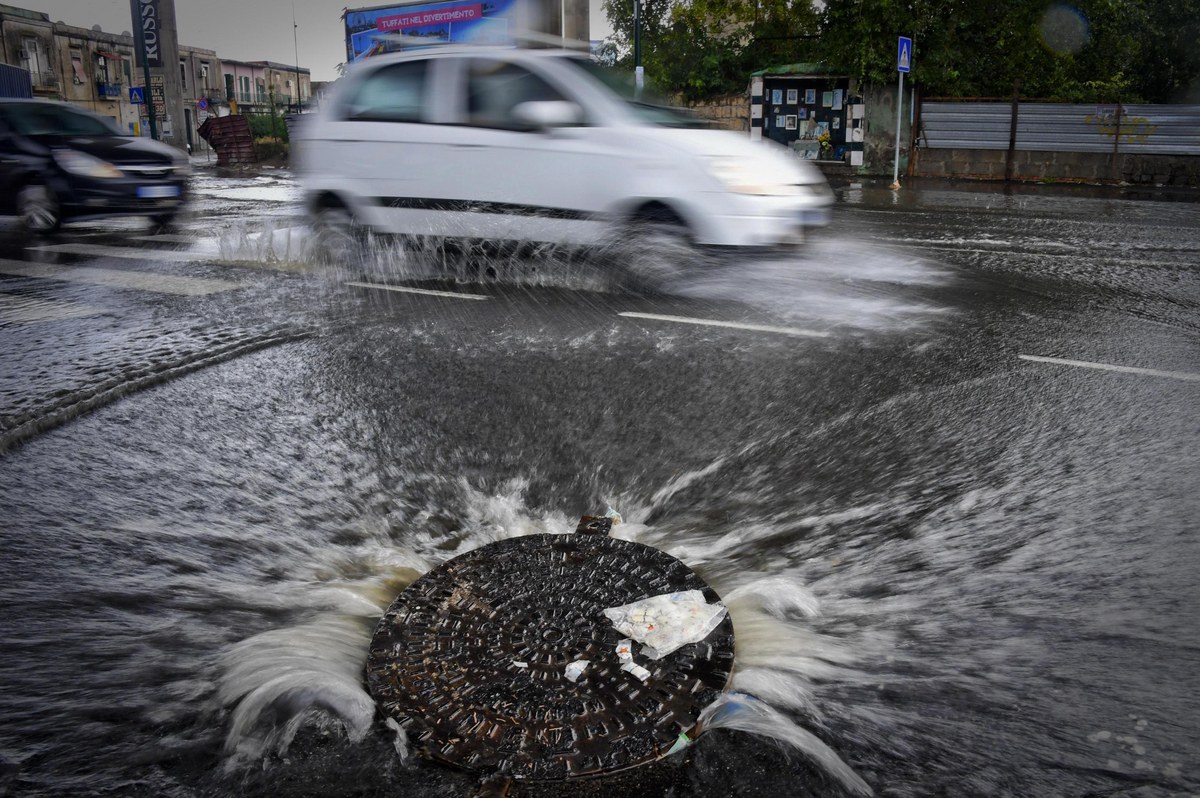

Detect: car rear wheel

[18,182,61,234]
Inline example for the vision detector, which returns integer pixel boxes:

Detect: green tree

[604,0,1200,102]
[602,0,820,100]
[814,0,1198,102]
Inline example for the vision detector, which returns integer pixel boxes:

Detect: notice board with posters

[750,72,864,163]
[344,0,520,63]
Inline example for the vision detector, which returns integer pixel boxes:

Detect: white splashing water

[217,480,878,793]
[219,616,379,766]
[698,693,873,796]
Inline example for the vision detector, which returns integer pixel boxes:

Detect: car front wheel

[18,182,62,234]
[311,205,366,271]
[617,220,694,293]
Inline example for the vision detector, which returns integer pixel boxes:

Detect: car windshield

[558,57,708,128]
[0,103,121,137]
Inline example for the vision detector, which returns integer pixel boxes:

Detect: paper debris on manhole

[614,639,651,681]
[603,589,727,659]
[564,660,590,682]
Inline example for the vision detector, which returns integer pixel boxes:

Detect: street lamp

[292,1,302,113]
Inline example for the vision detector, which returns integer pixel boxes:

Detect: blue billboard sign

[344,0,518,63]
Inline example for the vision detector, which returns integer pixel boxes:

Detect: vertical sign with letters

[133,0,162,68]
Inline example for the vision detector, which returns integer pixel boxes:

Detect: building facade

[221,58,310,116]
[179,44,221,151]
[0,4,56,95]
[0,4,311,152]
[52,22,140,133]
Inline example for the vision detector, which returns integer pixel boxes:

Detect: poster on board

[345,0,518,62]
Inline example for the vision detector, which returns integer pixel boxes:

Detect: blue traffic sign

[897,36,913,73]
[129,86,145,104]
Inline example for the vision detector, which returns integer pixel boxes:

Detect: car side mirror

[510,100,583,130]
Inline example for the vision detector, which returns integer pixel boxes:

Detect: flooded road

[0,171,1197,797]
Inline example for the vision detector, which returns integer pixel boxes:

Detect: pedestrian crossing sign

[897,36,912,73]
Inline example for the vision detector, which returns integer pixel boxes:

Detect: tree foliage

[601,0,820,101]
[602,0,1200,102]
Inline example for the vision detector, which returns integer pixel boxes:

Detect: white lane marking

[345,281,490,300]
[1019,354,1200,383]
[0,292,104,323]
[128,234,200,245]
[618,311,829,338]
[0,259,240,296]
[28,242,213,262]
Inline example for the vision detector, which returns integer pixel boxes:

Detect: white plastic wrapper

[603,590,727,659]
[564,660,590,682]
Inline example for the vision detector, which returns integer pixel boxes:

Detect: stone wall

[675,92,751,132]
[914,148,1200,187]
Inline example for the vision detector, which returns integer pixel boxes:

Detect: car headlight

[53,150,125,179]
[702,156,802,196]
[172,157,191,176]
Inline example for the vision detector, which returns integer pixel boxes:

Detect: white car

[295,46,833,270]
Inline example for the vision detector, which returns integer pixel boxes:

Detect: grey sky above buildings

[30,0,612,83]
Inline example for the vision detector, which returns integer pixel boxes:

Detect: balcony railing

[33,70,58,87]
[96,82,122,99]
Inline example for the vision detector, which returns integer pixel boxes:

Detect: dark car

[0,99,188,233]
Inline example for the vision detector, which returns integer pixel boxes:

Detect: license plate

[800,208,831,227]
[137,185,180,199]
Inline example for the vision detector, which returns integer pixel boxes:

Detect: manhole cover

[366,532,735,780]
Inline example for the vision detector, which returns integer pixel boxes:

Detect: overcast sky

[29,0,612,83]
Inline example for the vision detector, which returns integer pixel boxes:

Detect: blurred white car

[295,46,833,263]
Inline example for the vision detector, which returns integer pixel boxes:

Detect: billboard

[344,0,518,63]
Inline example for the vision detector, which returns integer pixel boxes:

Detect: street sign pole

[140,51,157,140]
[892,36,912,189]
[892,69,904,188]
[633,0,642,99]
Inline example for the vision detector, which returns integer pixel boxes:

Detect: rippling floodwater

[1,177,1198,797]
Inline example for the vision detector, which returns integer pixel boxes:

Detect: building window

[21,37,43,78]
[199,61,210,89]
[179,59,187,90]
[239,75,251,103]
[70,48,87,85]
[95,54,111,84]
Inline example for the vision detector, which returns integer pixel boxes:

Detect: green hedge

[244,113,288,142]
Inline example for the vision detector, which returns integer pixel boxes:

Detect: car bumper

[56,175,188,219]
[688,189,834,248]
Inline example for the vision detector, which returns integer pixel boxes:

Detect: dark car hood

[37,134,180,165]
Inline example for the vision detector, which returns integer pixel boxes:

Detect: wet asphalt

[0,168,1197,798]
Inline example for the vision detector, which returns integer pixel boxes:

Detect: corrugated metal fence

[0,64,32,99]
[921,102,1200,155]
